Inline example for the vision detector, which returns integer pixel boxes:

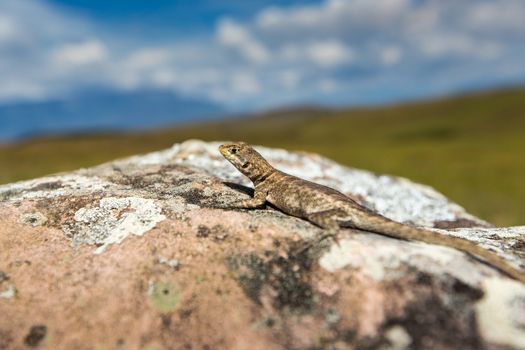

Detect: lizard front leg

[220,188,267,210]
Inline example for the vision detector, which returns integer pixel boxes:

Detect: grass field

[1,87,524,226]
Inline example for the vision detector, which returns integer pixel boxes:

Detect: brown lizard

[219,141,525,284]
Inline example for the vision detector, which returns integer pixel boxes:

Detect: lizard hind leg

[294,209,347,255]
[306,209,349,230]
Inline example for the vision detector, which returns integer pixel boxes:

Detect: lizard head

[219,142,274,181]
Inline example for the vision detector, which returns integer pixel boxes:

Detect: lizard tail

[355,216,525,284]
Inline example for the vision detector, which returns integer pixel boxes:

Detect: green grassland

[1,87,525,226]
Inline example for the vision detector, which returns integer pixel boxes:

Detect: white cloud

[217,19,248,46]
[0,15,15,42]
[217,19,270,64]
[319,78,337,93]
[178,68,224,89]
[111,48,176,89]
[0,80,46,102]
[150,69,177,88]
[466,0,525,34]
[280,44,301,61]
[0,1,95,101]
[280,70,301,89]
[418,33,503,60]
[279,40,354,68]
[52,40,108,66]
[257,6,314,31]
[231,72,260,95]
[125,48,172,70]
[381,46,403,66]
[307,40,355,68]
[256,0,410,36]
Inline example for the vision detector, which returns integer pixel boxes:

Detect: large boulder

[0,140,524,350]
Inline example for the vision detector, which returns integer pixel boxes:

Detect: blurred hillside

[0,88,223,141]
[1,87,524,226]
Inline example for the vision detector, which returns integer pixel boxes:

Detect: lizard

[219,141,525,284]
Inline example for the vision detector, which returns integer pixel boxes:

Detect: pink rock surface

[0,140,524,350]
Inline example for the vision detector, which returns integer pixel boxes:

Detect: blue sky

[50,1,319,34]
[1,0,525,111]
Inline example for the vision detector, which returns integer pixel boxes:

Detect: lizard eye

[231,148,238,154]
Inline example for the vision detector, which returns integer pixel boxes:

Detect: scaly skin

[219,142,525,283]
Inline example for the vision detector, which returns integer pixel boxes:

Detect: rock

[0,139,524,350]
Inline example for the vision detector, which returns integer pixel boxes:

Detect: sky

[1,0,525,111]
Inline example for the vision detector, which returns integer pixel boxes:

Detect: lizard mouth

[219,143,240,157]
[219,144,237,164]
[219,144,231,157]
[219,144,247,171]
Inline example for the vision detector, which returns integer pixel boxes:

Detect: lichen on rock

[18,212,48,227]
[63,196,166,254]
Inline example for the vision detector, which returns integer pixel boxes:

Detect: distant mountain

[0,88,225,141]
